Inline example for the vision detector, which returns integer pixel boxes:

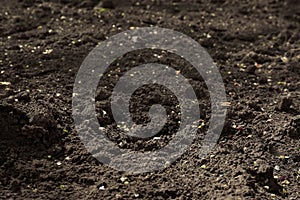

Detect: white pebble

[99,186,105,190]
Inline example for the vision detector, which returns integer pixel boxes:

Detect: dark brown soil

[0,0,299,199]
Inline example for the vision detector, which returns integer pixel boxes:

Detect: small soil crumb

[277,96,293,111]
[101,0,115,9]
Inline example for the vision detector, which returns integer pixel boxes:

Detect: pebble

[99,186,105,190]
[200,164,207,169]
[264,185,270,190]
[120,176,127,182]
[0,82,11,85]
[281,180,290,185]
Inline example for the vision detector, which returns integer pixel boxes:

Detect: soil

[0,0,299,199]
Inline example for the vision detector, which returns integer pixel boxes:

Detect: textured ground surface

[0,0,299,199]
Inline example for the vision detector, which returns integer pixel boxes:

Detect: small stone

[43,49,53,55]
[120,176,127,182]
[0,81,11,85]
[165,161,171,167]
[99,185,105,190]
[274,165,280,171]
[281,56,289,63]
[200,164,207,169]
[56,161,62,166]
[281,180,290,185]
[264,185,270,190]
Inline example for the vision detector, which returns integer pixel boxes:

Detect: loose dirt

[0,0,299,199]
